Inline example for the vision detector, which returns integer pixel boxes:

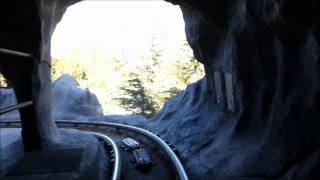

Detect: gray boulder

[52,74,103,120]
[0,88,20,121]
[0,74,103,121]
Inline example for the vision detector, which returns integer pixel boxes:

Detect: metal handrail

[0,120,189,180]
[0,101,33,115]
[90,132,121,180]
[0,48,32,58]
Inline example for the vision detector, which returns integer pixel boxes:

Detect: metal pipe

[0,101,33,115]
[0,48,32,58]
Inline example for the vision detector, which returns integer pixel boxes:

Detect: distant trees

[50,40,204,118]
[114,40,204,118]
[51,49,87,82]
[173,41,204,85]
[115,73,156,118]
[0,38,204,118]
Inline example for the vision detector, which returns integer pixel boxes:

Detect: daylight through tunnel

[50,1,204,118]
[0,0,320,180]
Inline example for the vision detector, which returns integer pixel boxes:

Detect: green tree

[49,40,204,116]
[52,58,87,82]
[115,73,157,118]
[141,36,163,84]
[173,41,204,85]
[162,87,181,101]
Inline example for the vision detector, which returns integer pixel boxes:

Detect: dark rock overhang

[1,1,320,179]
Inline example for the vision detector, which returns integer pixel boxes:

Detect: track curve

[90,132,121,180]
[0,120,189,180]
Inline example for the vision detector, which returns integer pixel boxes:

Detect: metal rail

[0,101,33,115]
[0,120,189,180]
[0,48,32,58]
[90,132,121,180]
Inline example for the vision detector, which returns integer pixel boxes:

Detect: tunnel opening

[1,1,320,179]
[50,1,204,119]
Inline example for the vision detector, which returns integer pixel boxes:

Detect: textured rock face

[0,129,108,179]
[0,89,20,121]
[148,1,320,179]
[0,74,145,125]
[0,1,57,152]
[0,74,103,121]
[52,74,103,120]
[1,0,320,179]
[0,0,85,151]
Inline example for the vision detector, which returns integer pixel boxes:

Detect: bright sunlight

[50,1,204,117]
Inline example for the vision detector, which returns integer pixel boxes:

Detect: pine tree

[115,73,156,118]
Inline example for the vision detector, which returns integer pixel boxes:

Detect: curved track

[0,120,188,180]
[91,132,121,180]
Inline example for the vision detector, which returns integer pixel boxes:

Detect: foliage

[51,49,87,82]
[0,73,8,88]
[173,41,204,85]
[115,73,156,118]
[51,40,204,118]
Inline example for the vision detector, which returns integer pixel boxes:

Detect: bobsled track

[0,120,188,180]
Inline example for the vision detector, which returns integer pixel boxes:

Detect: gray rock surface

[52,74,103,120]
[146,1,320,179]
[0,74,103,121]
[0,128,108,180]
[1,1,320,179]
[0,89,20,121]
[0,129,23,176]
[0,1,58,151]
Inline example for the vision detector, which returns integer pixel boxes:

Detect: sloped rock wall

[148,1,320,179]
[0,74,103,121]
[1,0,320,179]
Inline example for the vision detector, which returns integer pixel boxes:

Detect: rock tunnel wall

[149,0,320,179]
[0,0,320,179]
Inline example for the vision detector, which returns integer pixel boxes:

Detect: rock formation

[52,74,103,120]
[148,1,320,179]
[0,1,58,152]
[0,0,320,179]
[0,74,104,121]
